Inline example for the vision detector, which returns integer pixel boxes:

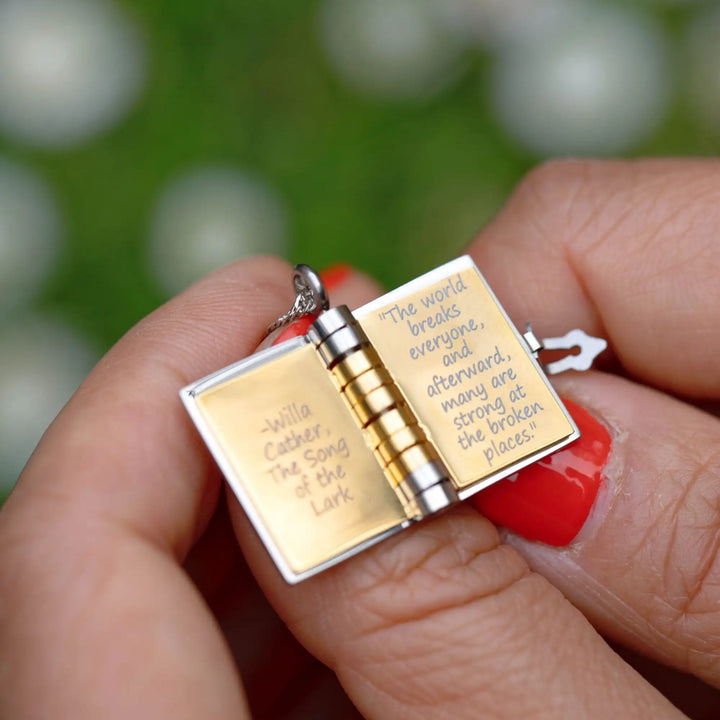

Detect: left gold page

[189,340,408,580]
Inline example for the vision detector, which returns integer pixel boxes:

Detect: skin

[1,159,720,718]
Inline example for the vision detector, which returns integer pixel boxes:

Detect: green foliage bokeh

[0,0,711,350]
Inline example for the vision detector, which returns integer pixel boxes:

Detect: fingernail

[469,399,611,546]
[272,314,315,345]
[319,262,353,291]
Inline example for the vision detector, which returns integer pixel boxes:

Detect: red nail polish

[470,399,611,546]
[272,315,315,345]
[319,263,353,291]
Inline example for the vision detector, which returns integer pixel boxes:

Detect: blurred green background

[1,0,719,491]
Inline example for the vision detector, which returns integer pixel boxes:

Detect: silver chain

[266,264,330,335]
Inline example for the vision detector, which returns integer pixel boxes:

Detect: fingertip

[470,398,610,547]
[319,263,354,291]
[19,254,299,562]
[320,263,383,310]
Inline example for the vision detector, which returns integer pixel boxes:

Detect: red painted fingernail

[319,263,353,291]
[470,399,611,546]
[272,314,315,345]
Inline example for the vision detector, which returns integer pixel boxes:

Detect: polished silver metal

[522,323,606,376]
[294,263,329,313]
[311,308,370,368]
[402,459,452,493]
[316,325,366,367]
[522,324,544,355]
[307,305,354,346]
[542,328,608,375]
[267,264,330,335]
[414,481,458,516]
[399,460,457,516]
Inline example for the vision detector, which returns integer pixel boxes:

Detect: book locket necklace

[181,257,606,583]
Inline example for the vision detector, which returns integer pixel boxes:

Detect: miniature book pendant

[181,256,605,583]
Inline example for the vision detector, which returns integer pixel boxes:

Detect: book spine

[307,306,457,518]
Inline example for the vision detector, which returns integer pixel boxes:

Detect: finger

[0,258,384,719]
[0,256,298,718]
[322,262,379,309]
[485,370,720,690]
[186,499,360,719]
[469,158,720,397]
[460,160,720,687]
[7,255,294,557]
[231,501,682,719]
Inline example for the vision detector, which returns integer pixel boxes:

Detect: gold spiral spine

[329,346,439,488]
[311,306,455,512]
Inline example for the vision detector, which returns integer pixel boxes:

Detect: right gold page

[355,256,577,497]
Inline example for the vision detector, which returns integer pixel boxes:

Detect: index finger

[0,256,302,719]
[468,158,720,397]
[6,255,293,557]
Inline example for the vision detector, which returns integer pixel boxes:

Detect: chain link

[266,264,329,336]
[266,288,315,335]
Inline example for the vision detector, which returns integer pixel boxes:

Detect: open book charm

[181,256,606,583]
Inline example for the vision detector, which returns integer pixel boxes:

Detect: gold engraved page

[356,258,575,493]
[194,343,407,576]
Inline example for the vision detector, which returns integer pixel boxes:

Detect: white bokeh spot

[0,318,97,491]
[0,0,147,148]
[0,158,62,316]
[149,167,288,296]
[490,2,672,156]
[320,0,464,100]
[685,5,720,135]
[431,0,574,48]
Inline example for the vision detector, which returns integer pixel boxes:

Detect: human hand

[1,159,719,718]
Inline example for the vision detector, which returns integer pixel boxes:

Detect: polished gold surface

[363,405,418,448]
[184,257,581,582]
[331,347,383,389]
[386,444,441,486]
[327,340,444,499]
[343,366,394,407]
[194,343,408,575]
[376,424,427,464]
[357,265,575,490]
[349,384,400,425]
